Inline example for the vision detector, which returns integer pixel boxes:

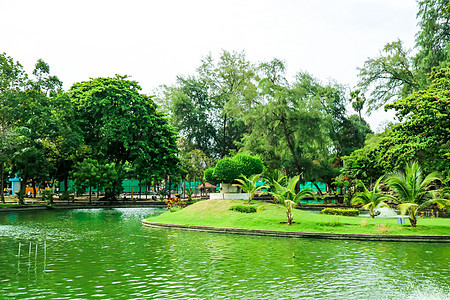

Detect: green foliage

[203,168,216,183]
[181,149,215,182]
[214,158,241,183]
[415,0,450,75]
[0,128,23,203]
[382,69,450,182]
[263,169,287,192]
[269,175,316,225]
[16,190,25,205]
[233,154,263,178]
[213,154,263,183]
[71,158,102,202]
[101,162,124,200]
[60,190,73,201]
[341,133,386,183]
[185,188,194,202]
[356,0,450,112]
[162,78,217,158]
[385,161,449,227]
[351,176,395,218]
[69,75,179,184]
[319,215,343,227]
[157,188,168,200]
[230,205,257,213]
[233,174,267,204]
[41,189,54,204]
[321,208,360,217]
[350,90,366,122]
[357,40,419,111]
[160,50,256,158]
[344,68,450,184]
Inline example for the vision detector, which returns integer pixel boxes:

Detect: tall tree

[344,68,450,184]
[415,0,450,75]
[240,62,327,177]
[1,56,64,197]
[162,50,256,159]
[69,75,179,199]
[0,53,27,201]
[356,1,450,112]
[160,77,217,157]
[350,90,366,123]
[357,40,419,111]
[0,128,23,202]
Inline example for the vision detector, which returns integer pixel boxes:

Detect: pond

[0,208,449,299]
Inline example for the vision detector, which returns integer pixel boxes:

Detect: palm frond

[418,198,450,211]
[397,203,419,216]
[293,188,315,203]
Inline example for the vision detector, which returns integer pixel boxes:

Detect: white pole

[29,242,32,256]
[35,243,38,259]
[18,242,21,256]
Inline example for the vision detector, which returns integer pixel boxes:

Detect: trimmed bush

[321,208,360,217]
[234,154,264,178]
[213,154,264,183]
[230,205,257,213]
[204,168,217,183]
[214,157,241,183]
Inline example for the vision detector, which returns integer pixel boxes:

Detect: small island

[144,198,450,242]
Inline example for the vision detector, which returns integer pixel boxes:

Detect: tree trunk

[222,113,227,158]
[0,163,4,203]
[18,167,27,205]
[409,217,417,227]
[287,213,293,225]
[89,186,92,202]
[313,182,324,197]
[281,118,302,175]
[168,177,171,199]
[32,179,37,198]
[64,178,68,194]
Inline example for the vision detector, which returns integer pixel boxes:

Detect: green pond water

[0,208,449,299]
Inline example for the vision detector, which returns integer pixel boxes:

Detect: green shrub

[60,191,73,201]
[234,154,263,178]
[204,168,217,183]
[214,158,241,183]
[230,205,257,213]
[214,154,264,183]
[41,190,54,204]
[17,190,25,205]
[321,208,360,216]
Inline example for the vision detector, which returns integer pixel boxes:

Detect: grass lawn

[146,199,450,236]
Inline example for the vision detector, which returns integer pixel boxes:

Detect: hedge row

[230,205,257,213]
[321,208,360,216]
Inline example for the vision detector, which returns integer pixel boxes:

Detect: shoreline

[0,202,167,213]
[142,220,450,243]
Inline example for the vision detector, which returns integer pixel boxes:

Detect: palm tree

[385,162,449,227]
[269,175,315,225]
[263,169,287,192]
[351,176,396,218]
[233,174,268,204]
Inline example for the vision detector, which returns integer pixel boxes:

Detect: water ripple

[0,208,448,299]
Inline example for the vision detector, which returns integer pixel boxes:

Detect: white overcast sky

[0,0,418,131]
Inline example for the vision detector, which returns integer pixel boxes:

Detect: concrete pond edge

[142,220,450,243]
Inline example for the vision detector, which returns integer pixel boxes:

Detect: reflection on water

[0,208,449,299]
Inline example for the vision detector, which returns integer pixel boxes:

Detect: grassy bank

[146,199,450,236]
